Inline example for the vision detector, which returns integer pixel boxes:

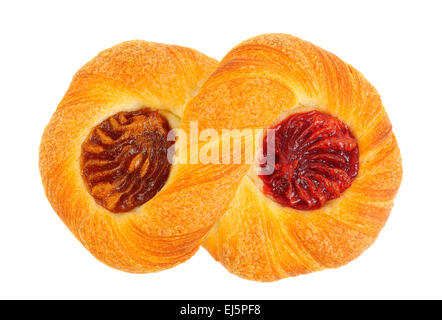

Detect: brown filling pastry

[259,110,359,210]
[81,108,173,213]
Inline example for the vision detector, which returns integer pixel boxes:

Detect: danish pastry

[197,34,402,281]
[40,34,402,281]
[39,41,219,272]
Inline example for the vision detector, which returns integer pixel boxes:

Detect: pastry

[40,35,402,281]
[39,41,219,272]
[195,34,403,281]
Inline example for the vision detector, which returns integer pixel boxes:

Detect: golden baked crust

[197,34,402,281]
[39,40,219,272]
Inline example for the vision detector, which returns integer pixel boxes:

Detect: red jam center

[259,110,359,210]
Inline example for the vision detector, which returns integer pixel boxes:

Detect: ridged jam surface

[81,108,173,213]
[259,110,359,210]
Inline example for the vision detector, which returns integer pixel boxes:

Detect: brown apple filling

[81,108,173,213]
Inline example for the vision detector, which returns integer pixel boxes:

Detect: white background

[1,0,441,299]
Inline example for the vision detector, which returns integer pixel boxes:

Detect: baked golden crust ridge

[198,34,402,281]
[39,40,220,272]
